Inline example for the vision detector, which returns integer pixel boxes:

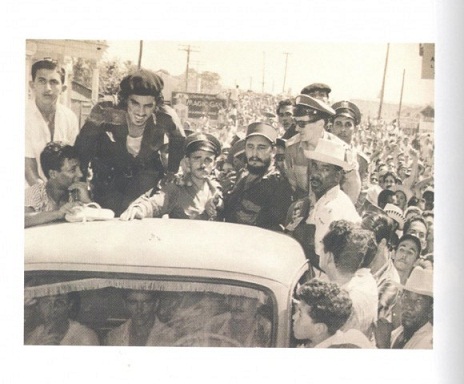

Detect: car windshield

[24,272,274,347]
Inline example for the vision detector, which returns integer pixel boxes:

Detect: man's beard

[247,157,271,175]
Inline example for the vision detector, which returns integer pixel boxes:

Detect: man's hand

[218,170,237,193]
[59,201,83,216]
[120,205,145,221]
[205,196,222,219]
[68,182,92,203]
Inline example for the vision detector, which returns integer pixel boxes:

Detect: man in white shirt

[25,58,79,185]
[390,266,433,349]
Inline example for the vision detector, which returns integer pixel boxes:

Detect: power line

[179,45,199,92]
[282,52,290,94]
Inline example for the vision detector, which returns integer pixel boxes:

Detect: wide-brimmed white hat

[402,266,433,298]
[303,138,353,171]
[383,203,405,229]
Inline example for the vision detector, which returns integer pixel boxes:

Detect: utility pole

[262,51,265,94]
[137,40,143,69]
[397,69,406,129]
[377,43,390,121]
[179,45,199,92]
[282,52,290,94]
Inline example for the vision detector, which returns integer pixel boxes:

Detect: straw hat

[402,266,433,298]
[303,138,353,171]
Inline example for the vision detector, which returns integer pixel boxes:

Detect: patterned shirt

[24,182,57,213]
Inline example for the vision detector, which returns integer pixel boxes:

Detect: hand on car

[120,205,145,221]
[59,201,83,216]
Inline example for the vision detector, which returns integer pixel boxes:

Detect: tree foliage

[98,59,136,95]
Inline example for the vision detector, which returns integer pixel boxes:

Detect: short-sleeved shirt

[307,185,361,258]
[127,177,221,220]
[25,100,79,183]
[24,182,57,213]
[391,322,433,349]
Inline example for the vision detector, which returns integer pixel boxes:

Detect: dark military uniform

[75,104,185,216]
[223,166,293,231]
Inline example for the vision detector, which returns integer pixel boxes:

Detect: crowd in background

[24,59,434,349]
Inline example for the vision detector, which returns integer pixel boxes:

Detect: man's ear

[315,321,328,336]
[29,80,35,91]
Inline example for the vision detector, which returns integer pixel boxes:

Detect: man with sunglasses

[284,94,360,202]
[26,59,79,186]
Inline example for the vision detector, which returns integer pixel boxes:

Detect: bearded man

[222,122,293,231]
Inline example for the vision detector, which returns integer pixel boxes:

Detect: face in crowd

[400,290,433,333]
[405,220,428,250]
[309,160,343,200]
[187,150,217,180]
[36,294,73,327]
[245,136,274,175]
[294,115,325,144]
[380,174,397,190]
[393,238,420,276]
[277,105,294,130]
[126,94,156,128]
[395,190,408,212]
[331,116,355,144]
[292,299,319,341]
[124,291,158,328]
[51,157,83,190]
[30,67,66,109]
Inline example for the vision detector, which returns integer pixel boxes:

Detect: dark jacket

[222,167,293,232]
[75,103,185,216]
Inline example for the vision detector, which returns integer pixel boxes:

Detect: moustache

[248,157,263,162]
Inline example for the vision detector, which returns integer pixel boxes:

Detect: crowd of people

[24,58,434,348]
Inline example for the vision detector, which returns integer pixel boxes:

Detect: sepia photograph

[3,0,463,383]
[24,39,435,350]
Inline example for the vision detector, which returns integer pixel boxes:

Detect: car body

[24,219,312,347]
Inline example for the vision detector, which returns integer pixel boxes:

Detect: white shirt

[341,268,379,337]
[25,99,79,183]
[307,185,361,257]
[391,321,433,349]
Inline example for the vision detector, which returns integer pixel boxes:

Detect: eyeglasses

[277,112,293,118]
[294,115,320,128]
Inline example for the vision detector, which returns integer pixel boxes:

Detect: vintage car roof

[25,219,308,287]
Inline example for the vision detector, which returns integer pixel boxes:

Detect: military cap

[184,132,221,157]
[246,122,278,144]
[332,100,362,126]
[294,94,336,117]
[301,83,332,95]
[119,69,164,98]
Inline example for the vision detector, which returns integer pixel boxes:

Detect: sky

[105,40,434,106]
